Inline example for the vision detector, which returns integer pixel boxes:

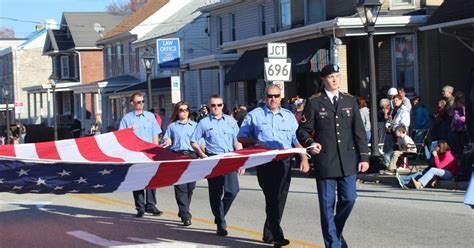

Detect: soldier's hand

[358,162,369,172]
[299,159,310,173]
[309,143,322,154]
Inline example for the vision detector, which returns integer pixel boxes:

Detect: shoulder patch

[309,92,322,99]
[342,92,353,97]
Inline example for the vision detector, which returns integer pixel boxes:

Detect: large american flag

[0,129,303,194]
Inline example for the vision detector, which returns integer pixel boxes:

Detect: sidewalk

[357,168,469,191]
[290,167,469,191]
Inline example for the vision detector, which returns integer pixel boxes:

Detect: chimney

[35,24,44,31]
[45,19,58,30]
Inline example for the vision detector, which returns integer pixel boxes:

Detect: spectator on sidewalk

[449,91,468,159]
[430,99,450,141]
[442,85,455,109]
[412,141,459,190]
[383,125,416,174]
[397,87,412,112]
[357,96,371,143]
[234,105,248,127]
[391,95,411,133]
[411,96,429,130]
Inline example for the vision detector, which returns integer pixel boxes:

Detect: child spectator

[384,125,416,174]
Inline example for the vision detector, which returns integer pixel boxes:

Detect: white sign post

[264,42,291,98]
[171,76,181,104]
[14,102,23,115]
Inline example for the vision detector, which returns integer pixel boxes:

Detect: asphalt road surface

[1,174,472,248]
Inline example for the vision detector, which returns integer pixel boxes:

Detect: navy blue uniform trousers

[174,151,197,221]
[316,175,357,248]
[207,172,239,228]
[257,157,292,241]
[133,189,157,211]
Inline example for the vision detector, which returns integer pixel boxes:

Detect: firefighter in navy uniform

[297,64,369,248]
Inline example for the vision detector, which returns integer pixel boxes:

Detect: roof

[424,0,474,26]
[63,12,128,47]
[136,0,205,43]
[101,0,169,40]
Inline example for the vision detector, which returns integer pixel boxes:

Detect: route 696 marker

[264,58,292,82]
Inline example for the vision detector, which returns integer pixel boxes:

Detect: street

[1,173,472,248]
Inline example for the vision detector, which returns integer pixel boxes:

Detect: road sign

[267,43,287,58]
[14,102,23,114]
[156,38,180,69]
[171,76,181,104]
[264,58,292,82]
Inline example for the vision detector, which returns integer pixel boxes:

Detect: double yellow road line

[69,194,322,248]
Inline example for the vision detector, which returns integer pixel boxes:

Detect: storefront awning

[225,37,330,83]
[113,77,171,93]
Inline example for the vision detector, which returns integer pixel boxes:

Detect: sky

[0,0,113,37]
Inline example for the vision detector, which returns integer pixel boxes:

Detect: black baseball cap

[320,64,340,77]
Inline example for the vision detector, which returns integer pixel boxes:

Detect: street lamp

[49,74,58,141]
[141,47,155,109]
[357,0,382,155]
[2,86,12,143]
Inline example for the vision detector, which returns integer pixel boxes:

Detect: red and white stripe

[0,129,305,191]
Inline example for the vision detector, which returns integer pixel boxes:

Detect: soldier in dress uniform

[297,64,369,248]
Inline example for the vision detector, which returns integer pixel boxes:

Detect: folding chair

[400,129,430,172]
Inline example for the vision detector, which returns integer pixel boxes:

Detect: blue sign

[156,38,180,69]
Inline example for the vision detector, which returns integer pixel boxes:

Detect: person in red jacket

[412,141,459,189]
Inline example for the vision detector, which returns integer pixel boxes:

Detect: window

[63,92,71,115]
[280,0,291,28]
[135,47,140,73]
[111,45,117,76]
[106,46,113,77]
[217,16,223,46]
[51,56,56,76]
[73,53,79,79]
[230,13,236,41]
[128,42,135,73]
[305,0,325,24]
[60,56,69,79]
[392,35,418,95]
[116,44,124,75]
[391,0,415,8]
[259,5,266,35]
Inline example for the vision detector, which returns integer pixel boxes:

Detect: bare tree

[106,0,149,15]
[0,27,15,38]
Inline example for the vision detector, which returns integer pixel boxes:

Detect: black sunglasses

[134,100,145,104]
[267,94,281,99]
[178,108,189,113]
[210,103,223,107]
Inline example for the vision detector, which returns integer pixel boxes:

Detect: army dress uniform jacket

[297,92,369,178]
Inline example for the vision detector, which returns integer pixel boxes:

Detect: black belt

[174,150,198,158]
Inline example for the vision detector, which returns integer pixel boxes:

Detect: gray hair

[379,98,390,107]
[442,85,454,94]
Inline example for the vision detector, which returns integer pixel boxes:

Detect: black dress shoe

[341,235,348,248]
[145,207,163,216]
[135,210,145,218]
[273,238,290,247]
[182,219,192,226]
[216,227,228,236]
[262,237,274,244]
